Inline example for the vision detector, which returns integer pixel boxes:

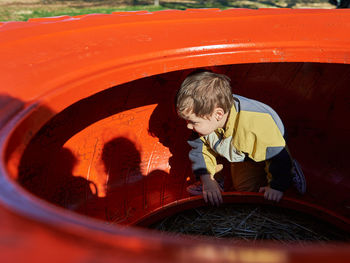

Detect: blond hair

[176,71,234,118]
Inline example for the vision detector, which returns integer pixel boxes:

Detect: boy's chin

[196,130,213,137]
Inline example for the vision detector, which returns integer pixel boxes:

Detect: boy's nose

[187,123,193,130]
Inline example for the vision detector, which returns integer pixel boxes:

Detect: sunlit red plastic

[0,8,349,263]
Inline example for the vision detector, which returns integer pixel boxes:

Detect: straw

[150,204,350,243]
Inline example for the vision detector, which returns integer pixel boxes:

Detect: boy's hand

[201,174,223,206]
[259,186,283,202]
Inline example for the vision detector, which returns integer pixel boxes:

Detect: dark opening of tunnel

[17,63,350,236]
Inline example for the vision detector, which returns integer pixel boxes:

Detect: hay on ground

[150,204,350,244]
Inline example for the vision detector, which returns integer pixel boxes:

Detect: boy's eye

[186,120,197,125]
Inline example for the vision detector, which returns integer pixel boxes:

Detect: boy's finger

[218,191,223,204]
[207,192,214,205]
[259,187,266,193]
[276,193,282,202]
[203,192,208,203]
[264,192,269,200]
[213,192,221,206]
[215,190,223,204]
[271,193,276,201]
[212,194,218,206]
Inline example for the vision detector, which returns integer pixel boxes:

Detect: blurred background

[0,0,348,22]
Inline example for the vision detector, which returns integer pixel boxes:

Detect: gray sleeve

[187,133,217,179]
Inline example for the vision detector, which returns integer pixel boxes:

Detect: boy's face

[182,111,220,137]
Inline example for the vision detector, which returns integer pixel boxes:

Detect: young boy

[176,71,306,206]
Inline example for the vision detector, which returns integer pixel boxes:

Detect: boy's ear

[213,107,225,121]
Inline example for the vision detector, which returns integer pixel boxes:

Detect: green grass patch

[0,5,169,22]
[0,0,334,22]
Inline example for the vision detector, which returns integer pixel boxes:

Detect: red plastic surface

[0,8,350,263]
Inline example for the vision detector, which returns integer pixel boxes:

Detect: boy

[176,71,306,206]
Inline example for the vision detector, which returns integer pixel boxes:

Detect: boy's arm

[268,148,293,192]
[187,133,223,205]
[187,132,218,179]
[260,148,293,202]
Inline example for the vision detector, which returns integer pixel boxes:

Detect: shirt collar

[223,105,237,138]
